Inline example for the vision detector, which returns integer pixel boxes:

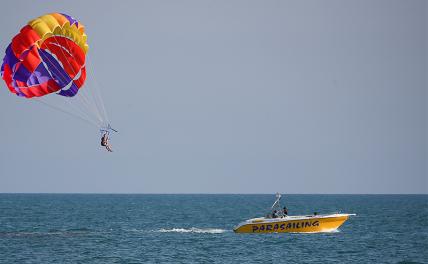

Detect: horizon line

[0,192,427,195]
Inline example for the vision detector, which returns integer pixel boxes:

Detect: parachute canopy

[1,13,89,98]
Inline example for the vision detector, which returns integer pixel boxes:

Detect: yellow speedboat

[234,194,355,233]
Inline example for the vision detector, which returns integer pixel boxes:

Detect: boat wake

[325,229,340,233]
[290,229,341,234]
[156,227,227,234]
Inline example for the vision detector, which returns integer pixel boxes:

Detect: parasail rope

[85,58,110,125]
[34,98,99,127]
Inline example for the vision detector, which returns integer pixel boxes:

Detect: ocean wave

[157,227,227,234]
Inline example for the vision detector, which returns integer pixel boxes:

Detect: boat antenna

[271,193,282,210]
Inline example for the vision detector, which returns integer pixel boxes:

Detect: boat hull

[234,214,352,233]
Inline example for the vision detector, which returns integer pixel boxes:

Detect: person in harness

[101,132,113,152]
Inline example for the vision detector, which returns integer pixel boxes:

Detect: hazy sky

[0,0,426,194]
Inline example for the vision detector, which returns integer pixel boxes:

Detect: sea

[0,194,426,263]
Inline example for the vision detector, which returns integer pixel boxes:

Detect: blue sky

[0,0,426,193]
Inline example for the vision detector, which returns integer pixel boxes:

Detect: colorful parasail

[1,13,89,98]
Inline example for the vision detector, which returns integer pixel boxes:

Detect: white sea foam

[157,227,227,234]
[289,228,341,234]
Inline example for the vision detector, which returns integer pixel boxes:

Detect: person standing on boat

[283,207,288,216]
[272,210,278,218]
